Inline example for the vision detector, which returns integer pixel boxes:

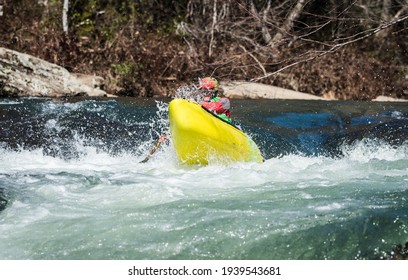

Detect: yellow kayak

[168,98,263,164]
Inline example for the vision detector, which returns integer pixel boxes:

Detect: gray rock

[0,47,107,97]
[222,81,326,100]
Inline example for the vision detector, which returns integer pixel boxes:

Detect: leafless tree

[180,0,408,83]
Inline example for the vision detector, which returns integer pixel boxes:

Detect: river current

[0,97,407,260]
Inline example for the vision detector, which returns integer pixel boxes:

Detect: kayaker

[197,77,232,123]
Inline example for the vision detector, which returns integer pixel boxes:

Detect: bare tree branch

[239,44,267,76]
[393,0,408,21]
[251,13,408,82]
[270,0,307,46]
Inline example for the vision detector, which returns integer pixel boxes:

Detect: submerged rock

[0,47,107,98]
[382,242,408,260]
[0,188,8,212]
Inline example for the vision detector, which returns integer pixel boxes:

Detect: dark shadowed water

[0,97,407,259]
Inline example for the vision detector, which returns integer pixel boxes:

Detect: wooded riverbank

[1,1,407,100]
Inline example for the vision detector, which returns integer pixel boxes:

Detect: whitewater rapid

[0,97,407,259]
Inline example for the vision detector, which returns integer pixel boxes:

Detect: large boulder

[0,47,107,97]
[373,95,408,102]
[222,81,326,100]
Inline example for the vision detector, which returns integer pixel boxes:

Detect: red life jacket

[201,97,231,118]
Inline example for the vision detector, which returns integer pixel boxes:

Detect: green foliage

[70,0,98,36]
[111,62,136,76]
[157,15,185,35]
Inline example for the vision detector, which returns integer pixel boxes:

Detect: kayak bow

[169,98,263,164]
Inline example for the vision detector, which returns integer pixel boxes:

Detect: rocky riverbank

[0,47,107,98]
[222,81,407,102]
[1,47,406,102]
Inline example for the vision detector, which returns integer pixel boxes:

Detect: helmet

[198,77,218,91]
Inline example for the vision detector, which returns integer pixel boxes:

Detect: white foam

[341,139,408,163]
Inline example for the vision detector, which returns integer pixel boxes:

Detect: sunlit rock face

[0,47,106,98]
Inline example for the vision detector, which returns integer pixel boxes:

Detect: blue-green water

[0,97,407,259]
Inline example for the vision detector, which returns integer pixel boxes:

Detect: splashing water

[174,85,204,103]
[0,97,407,260]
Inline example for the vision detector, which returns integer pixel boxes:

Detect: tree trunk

[376,0,408,38]
[271,0,306,46]
[249,0,272,44]
[208,0,217,57]
[381,0,392,22]
[63,0,69,33]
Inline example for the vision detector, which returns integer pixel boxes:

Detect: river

[0,97,407,260]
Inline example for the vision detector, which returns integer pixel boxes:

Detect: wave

[1,97,407,164]
[1,133,407,260]
[1,135,406,178]
[1,98,408,260]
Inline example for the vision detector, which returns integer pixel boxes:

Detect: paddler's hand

[158,134,168,144]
